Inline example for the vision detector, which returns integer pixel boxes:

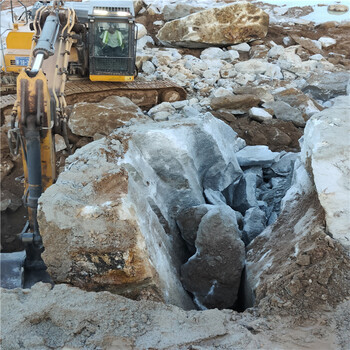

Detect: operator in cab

[100,25,125,56]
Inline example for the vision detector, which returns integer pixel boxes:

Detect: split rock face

[157,3,269,48]
[38,113,243,309]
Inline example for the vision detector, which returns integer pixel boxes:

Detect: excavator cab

[88,6,137,81]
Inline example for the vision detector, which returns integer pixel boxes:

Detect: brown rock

[296,254,311,266]
[233,86,274,103]
[316,21,338,29]
[228,117,302,152]
[68,96,147,137]
[157,3,269,48]
[212,111,236,123]
[290,35,323,55]
[274,88,323,121]
[211,94,261,111]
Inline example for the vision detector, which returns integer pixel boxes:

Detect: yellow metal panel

[3,54,29,73]
[89,75,134,82]
[6,31,34,50]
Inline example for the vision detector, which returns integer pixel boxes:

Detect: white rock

[282,70,297,81]
[199,97,211,107]
[227,50,240,61]
[235,73,255,85]
[264,64,283,79]
[211,87,233,98]
[283,36,293,46]
[236,145,281,168]
[234,59,270,75]
[277,46,302,71]
[189,98,199,106]
[142,60,156,74]
[202,69,220,84]
[310,54,324,61]
[202,58,224,70]
[268,45,284,58]
[153,112,170,121]
[312,40,322,51]
[184,56,208,75]
[301,96,350,247]
[55,134,66,152]
[148,102,175,117]
[229,42,251,52]
[136,23,147,39]
[200,47,228,61]
[220,64,237,79]
[183,106,200,118]
[172,100,188,109]
[153,20,164,26]
[137,35,154,51]
[318,37,336,48]
[248,107,272,122]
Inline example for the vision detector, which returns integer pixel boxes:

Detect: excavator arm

[6,0,77,284]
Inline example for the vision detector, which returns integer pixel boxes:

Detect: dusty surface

[1,282,350,350]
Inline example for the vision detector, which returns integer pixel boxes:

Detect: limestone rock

[301,96,350,248]
[274,88,323,120]
[231,172,259,214]
[263,101,306,127]
[302,71,350,101]
[136,23,147,39]
[236,145,281,168]
[68,96,147,137]
[38,114,243,307]
[157,3,269,48]
[181,206,245,309]
[242,207,267,244]
[211,94,261,112]
[318,37,336,48]
[176,205,211,254]
[229,42,251,52]
[249,107,272,122]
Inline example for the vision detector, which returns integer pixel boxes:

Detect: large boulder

[157,3,269,48]
[38,113,243,308]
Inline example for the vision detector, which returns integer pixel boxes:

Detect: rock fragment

[263,101,306,127]
[236,145,281,168]
[181,206,245,309]
[211,94,261,112]
[68,96,147,137]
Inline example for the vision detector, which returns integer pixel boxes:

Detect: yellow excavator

[1,0,186,288]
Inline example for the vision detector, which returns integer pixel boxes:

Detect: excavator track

[1,78,187,116]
